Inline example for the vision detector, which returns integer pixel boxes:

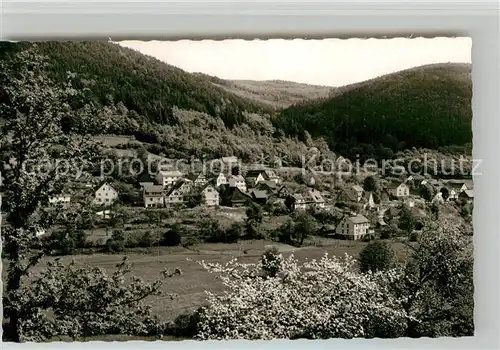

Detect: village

[47,154,474,244]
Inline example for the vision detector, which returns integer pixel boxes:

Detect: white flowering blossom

[195,253,410,340]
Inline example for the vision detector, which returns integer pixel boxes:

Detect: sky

[119,37,472,87]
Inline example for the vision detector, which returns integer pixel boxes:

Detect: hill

[192,73,334,109]
[0,41,273,128]
[274,63,473,159]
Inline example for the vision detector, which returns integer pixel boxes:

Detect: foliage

[420,184,435,201]
[275,63,472,159]
[0,47,165,342]
[13,257,175,341]
[380,223,400,239]
[195,253,409,340]
[398,205,418,235]
[161,225,183,247]
[276,213,317,247]
[393,219,474,337]
[359,241,395,273]
[105,230,126,253]
[184,188,205,209]
[363,176,379,193]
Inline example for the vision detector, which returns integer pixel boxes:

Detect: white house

[143,184,164,208]
[201,184,220,206]
[156,170,183,188]
[386,182,410,198]
[49,195,71,209]
[94,183,118,206]
[228,175,247,192]
[336,215,370,240]
[307,190,326,210]
[292,194,307,211]
[193,173,208,186]
[216,173,228,188]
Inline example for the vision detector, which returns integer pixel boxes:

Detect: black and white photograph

[1,37,473,342]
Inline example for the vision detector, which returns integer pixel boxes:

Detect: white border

[1,1,499,349]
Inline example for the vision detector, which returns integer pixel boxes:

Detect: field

[27,238,411,323]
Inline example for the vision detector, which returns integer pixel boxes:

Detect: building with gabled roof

[336,215,370,240]
[143,184,164,208]
[93,183,118,206]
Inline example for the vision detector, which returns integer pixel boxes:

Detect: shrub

[161,226,183,247]
[167,309,203,337]
[105,230,126,253]
[261,247,283,277]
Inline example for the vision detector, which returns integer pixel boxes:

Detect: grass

[26,238,411,323]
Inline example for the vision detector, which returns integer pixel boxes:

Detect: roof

[386,182,405,189]
[446,181,466,189]
[222,156,238,163]
[245,170,265,178]
[143,185,164,194]
[308,190,325,203]
[165,179,192,196]
[292,193,305,201]
[158,170,183,177]
[352,185,364,193]
[229,175,245,181]
[264,170,278,178]
[138,172,154,184]
[348,215,369,224]
[460,189,474,198]
[337,188,358,202]
[251,190,268,199]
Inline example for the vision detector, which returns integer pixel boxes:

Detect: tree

[420,184,435,201]
[392,219,473,337]
[363,175,379,193]
[195,253,408,340]
[184,188,205,208]
[440,187,450,201]
[291,213,316,247]
[0,47,165,342]
[359,241,395,273]
[398,205,417,235]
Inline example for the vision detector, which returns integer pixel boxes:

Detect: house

[335,215,370,240]
[245,170,268,186]
[228,175,247,192]
[306,190,326,210]
[143,184,164,208]
[215,173,228,188]
[164,180,193,206]
[336,187,359,203]
[352,185,364,201]
[156,170,183,188]
[200,183,220,206]
[221,186,253,207]
[93,183,118,206]
[138,172,155,188]
[186,172,208,187]
[385,182,410,198]
[263,170,282,184]
[49,194,71,209]
[255,180,281,194]
[362,191,376,210]
[249,189,269,205]
[319,224,337,236]
[458,190,474,204]
[291,194,307,211]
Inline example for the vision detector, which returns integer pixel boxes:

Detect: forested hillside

[0,41,273,128]
[274,63,473,159]
[193,72,334,109]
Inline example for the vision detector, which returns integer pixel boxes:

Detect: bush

[161,226,183,247]
[167,309,203,337]
[359,241,395,273]
[104,230,126,253]
[261,247,283,277]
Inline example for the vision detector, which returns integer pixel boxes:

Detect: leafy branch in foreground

[0,46,169,342]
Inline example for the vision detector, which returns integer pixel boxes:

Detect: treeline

[274,63,473,160]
